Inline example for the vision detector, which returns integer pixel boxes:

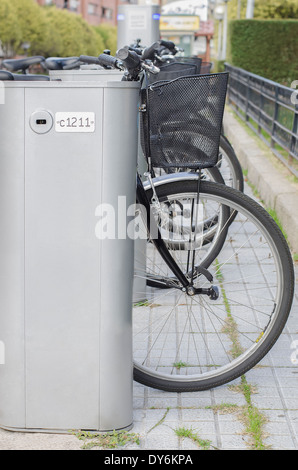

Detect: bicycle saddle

[45,57,80,70]
[0,70,14,80]
[2,56,45,73]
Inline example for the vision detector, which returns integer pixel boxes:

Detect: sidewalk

[130,260,298,451]
[0,111,297,451]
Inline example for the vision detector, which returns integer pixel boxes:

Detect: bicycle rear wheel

[217,135,244,192]
[133,180,294,392]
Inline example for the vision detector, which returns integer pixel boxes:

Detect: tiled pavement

[131,279,298,450]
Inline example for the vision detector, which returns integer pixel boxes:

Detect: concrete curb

[223,108,298,254]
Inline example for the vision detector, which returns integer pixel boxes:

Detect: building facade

[36,0,137,26]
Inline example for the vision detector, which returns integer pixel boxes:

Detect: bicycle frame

[136,171,189,290]
[136,171,220,299]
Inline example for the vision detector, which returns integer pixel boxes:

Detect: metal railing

[225,63,298,178]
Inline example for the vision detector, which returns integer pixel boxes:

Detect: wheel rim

[217,145,241,190]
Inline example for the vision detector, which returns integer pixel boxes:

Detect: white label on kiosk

[55,112,95,133]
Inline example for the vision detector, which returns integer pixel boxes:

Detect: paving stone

[265,435,296,450]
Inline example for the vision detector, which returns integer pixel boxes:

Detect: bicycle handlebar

[98,53,124,70]
[159,39,177,53]
[128,46,143,56]
[141,42,160,61]
[79,54,123,70]
[116,48,141,71]
[116,48,160,79]
[138,40,184,64]
[79,55,101,65]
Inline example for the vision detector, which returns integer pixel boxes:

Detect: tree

[228,0,298,19]
[0,0,114,59]
[0,0,21,56]
[94,24,117,55]
[12,0,50,55]
[254,0,298,19]
[44,6,104,57]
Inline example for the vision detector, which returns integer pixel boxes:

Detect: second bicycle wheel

[133,180,294,392]
[217,134,244,192]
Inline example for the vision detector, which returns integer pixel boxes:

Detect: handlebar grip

[79,55,101,65]
[159,39,177,51]
[128,46,143,56]
[97,53,123,70]
[141,42,160,60]
[116,48,141,70]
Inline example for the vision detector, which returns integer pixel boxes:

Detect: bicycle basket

[147,61,198,84]
[200,62,212,74]
[174,57,202,74]
[140,73,229,170]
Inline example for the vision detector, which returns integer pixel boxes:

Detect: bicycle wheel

[148,167,227,253]
[217,135,244,192]
[133,180,294,392]
[142,174,230,269]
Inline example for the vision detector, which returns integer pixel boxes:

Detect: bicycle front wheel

[133,180,294,392]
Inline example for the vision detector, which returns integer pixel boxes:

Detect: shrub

[0,0,114,58]
[43,7,104,57]
[94,24,117,55]
[228,19,298,86]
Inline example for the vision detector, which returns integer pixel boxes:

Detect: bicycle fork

[136,172,219,300]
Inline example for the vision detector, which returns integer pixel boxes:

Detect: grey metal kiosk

[0,79,140,433]
[117,4,160,50]
[49,69,148,304]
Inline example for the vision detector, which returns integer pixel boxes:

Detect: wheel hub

[186,284,220,300]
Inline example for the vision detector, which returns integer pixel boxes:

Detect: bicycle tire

[217,135,244,192]
[133,180,294,392]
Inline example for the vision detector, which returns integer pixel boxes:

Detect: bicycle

[115,48,294,392]
[0,49,294,393]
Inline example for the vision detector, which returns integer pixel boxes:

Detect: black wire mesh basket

[140,73,229,170]
[172,57,202,74]
[200,62,213,74]
[147,61,198,84]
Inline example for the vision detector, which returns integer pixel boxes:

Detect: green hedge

[0,0,116,58]
[228,19,298,86]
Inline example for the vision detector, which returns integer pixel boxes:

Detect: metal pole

[218,20,222,61]
[222,1,228,60]
[237,0,241,19]
[246,0,255,18]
